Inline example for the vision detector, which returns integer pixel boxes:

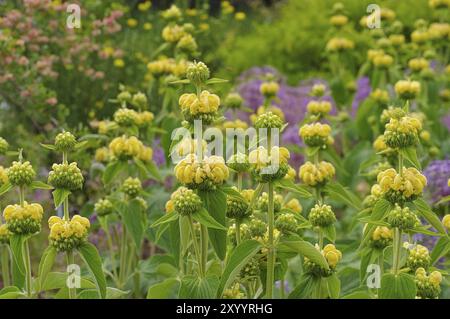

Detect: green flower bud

[420,68,434,80]
[226,195,250,220]
[7,161,36,186]
[254,111,284,129]
[309,204,336,228]
[387,205,420,231]
[256,192,283,213]
[0,224,12,244]
[407,244,431,272]
[183,23,195,34]
[122,177,142,198]
[114,108,138,126]
[224,93,243,109]
[304,257,333,278]
[117,91,132,103]
[310,84,326,97]
[249,219,266,238]
[55,132,77,153]
[380,107,406,124]
[228,223,251,246]
[48,162,84,190]
[136,196,148,210]
[251,163,289,183]
[132,92,148,109]
[222,283,244,299]
[240,257,260,279]
[227,153,250,172]
[275,212,298,234]
[171,187,202,215]
[94,199,114,217]
[186,61,210,86]
[415,268,442,299]
[177,34,198,52]
[0,137,9,155]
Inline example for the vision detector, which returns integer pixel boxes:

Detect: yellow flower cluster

[3,202,43,223]
[306,101,332,115]
[259,81,279,97]
[250,106,285,123]
[221,1,235,14]
[109,136,152,161]
[384,116,422,148]
[174,154,229,188]
[162,25,185,43]
[0,165,8,185]
[284,166,296,181]
[408,58,429,72]
[372,226,392,241]
[48,215,90,251]
[377,167,427,200]
[0,224,11,243]
[389,34,405,46]
[322,244,342,268]
[326,37,354,52]
[373,53,394,68]
[443,214,450,230]
[179,90,220,115]
[299,123,333,147]
[248,146,290,169]
[428,23,450,39]
[147,58,187,77]
[429,0,450,9]
[394,80,421,99]
[299,161,335,186]
[222,119,248,130]
[173,138,207,158]
[284,198,302,214]
[370,89,389,104]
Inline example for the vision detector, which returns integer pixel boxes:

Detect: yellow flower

[109,136,147,160]
[408,58,429,72]
[162,25,186,43]
[0,166,8,185]
[299,123,333,147]
[377,167,427,200]
[127,18,138,28]
[138,1,151,11]
[285,198,302,214]
[322,244,342,268]
[330,14,348,27]
[259,81,279,97]
[179,90,220,115]
[199,23,210,31]
[143,22,152,30]
[442,214,450,230]
[429,271,443,286]
[326,37,354,52]
[299,161,335,186]
[235,12,246,21]
[222,119,248,130]
[306,101,332,115]
[165,199,174,214]
[114,59,125,68]
[138,146,153,162]
[95,147,110,163]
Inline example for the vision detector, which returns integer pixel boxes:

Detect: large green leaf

[78,287,129,299]
[324,182,362,210]
[326,273,340,299]
[9,235,25,277]
[370,199,392,221]
[40,272,96,291]
[147,278,180,299]
[192,208,227,230]
[216,240,261,298]
[414,198,446,235]
[379,273,416,299]
[37,246,57,291]
[78,242,107,299]
[120,199,144,248]
[431,236,450,265]
[399,147,421,170]
[52,189,71,208]
[0,286,25,299]
[30,181,53,190]
[102,160,126,185]
[151,211,179,228]
[178,275,219,299]
[199,190,227,260]
[288,273,320,299]
[0,181,12,196]
[278,240,329,270]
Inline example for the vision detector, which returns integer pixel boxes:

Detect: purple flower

[351,76,371,117]
[423,160,450,204]
[152,138,166,167]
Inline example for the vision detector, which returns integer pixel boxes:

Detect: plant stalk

[266,182,275,299]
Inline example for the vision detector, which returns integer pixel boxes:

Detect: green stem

[266,182,275,299]
[63,196,70,221]
[398,153,404,176]
[280,277,285,299]
[1,246,10,287]
[237,173,243,191]
[100,216,118,283]
[23,240,32,298]
[66,251,76,299]
[235,220,241,245]
[19,186,25,207]
[188,215,203,277]
[118,226,128,288]
[392,227,402,275]
[200,225,208,276]
[318,229,324,249]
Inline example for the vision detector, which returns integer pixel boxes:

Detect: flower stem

[66,251,76,299]
[1,246,10,287]
[23,240,32,298]
[392,227,402,275]
[188,215,203,277]
[200,225,208,275]
[19,186,25,207]
[266,182,275,299]
[63,196,70,221]
[235,220,241,245]
[118,225,128,288]
[237,173,243,190]
[100,216,118,283]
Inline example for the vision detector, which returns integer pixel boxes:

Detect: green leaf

[52,189,71,208]
[0,286,25,299]
[324,182,361,210]
[326,273,340,299]
[40,143,56,150]
[120,199,144,248]
[151,211,179,228]
[9,235,25,276]
[221,185,245,202]
[216,240,261,298]
[78,287,129,299]
[199,190,227,260]
[278,240,329,270]
[40,272,96,291]
[169,79,190,85]
[414,198,446,234]
[305,146,320,157]
[342,290,374,299]
[0,181,12,196]
[436,195,450,206]
[30,181,53,190]
[370,199,392,221]
[146,161,162,181]
[379,273,416,299]
[179,275,219,299]
[288,273,319,299]
[134,158,162,181]
[75,141,89,150]
[192,208,227,230]
[102,160,126,185]
[399,147,421,170]
[147,278,180,299]
[37,246,57,291]
[274,179,312,198]
[246,183,264,214]
[431,236,450,265]
[205,78,228,84]
[78,242,107,299]
[322,224,336,242]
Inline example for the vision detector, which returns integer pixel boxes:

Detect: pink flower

[46,97,58,106]
[18,56,29,66]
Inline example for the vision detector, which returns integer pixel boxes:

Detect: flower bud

[442,214,450,230]
[224,93,243,109]
[162,25,185,43]
[407,244,431,272]
[415,268,442,299]
[117,91,132,103]
[0,137,9,155]
[170,187,202,215]
[310,84,326,97]
[394,80,421,100]
[259,81,279,98]
[254,111,284,129]
[132,92,148,109]
[370,226,393,249]
[55,132,77,153]
[304,244,342,277]
[249,219,266,238]
[95,147,110,163]
[284,198,302,214]
[256,192,283,213]
[177,34,198,53]
[48,162,84,190]
[326,37,354,52]
[299,123,333,148]
[387,204,420,230]
[227,189,251,221]
[299,161,335,187]
[114,107,139,127]
[330,14,348,27]
[186,61,210,86]
[384,116,422,149]
[0,166,8,187]
[95,199,114,217]
[7,161,35,186]
[0,224,11,244]
[122,177,142,198]
[308,204,336,228]
[227,153,250,173]
[307,100,332,116]
[240,257,260,279]
[275,212,298,234]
